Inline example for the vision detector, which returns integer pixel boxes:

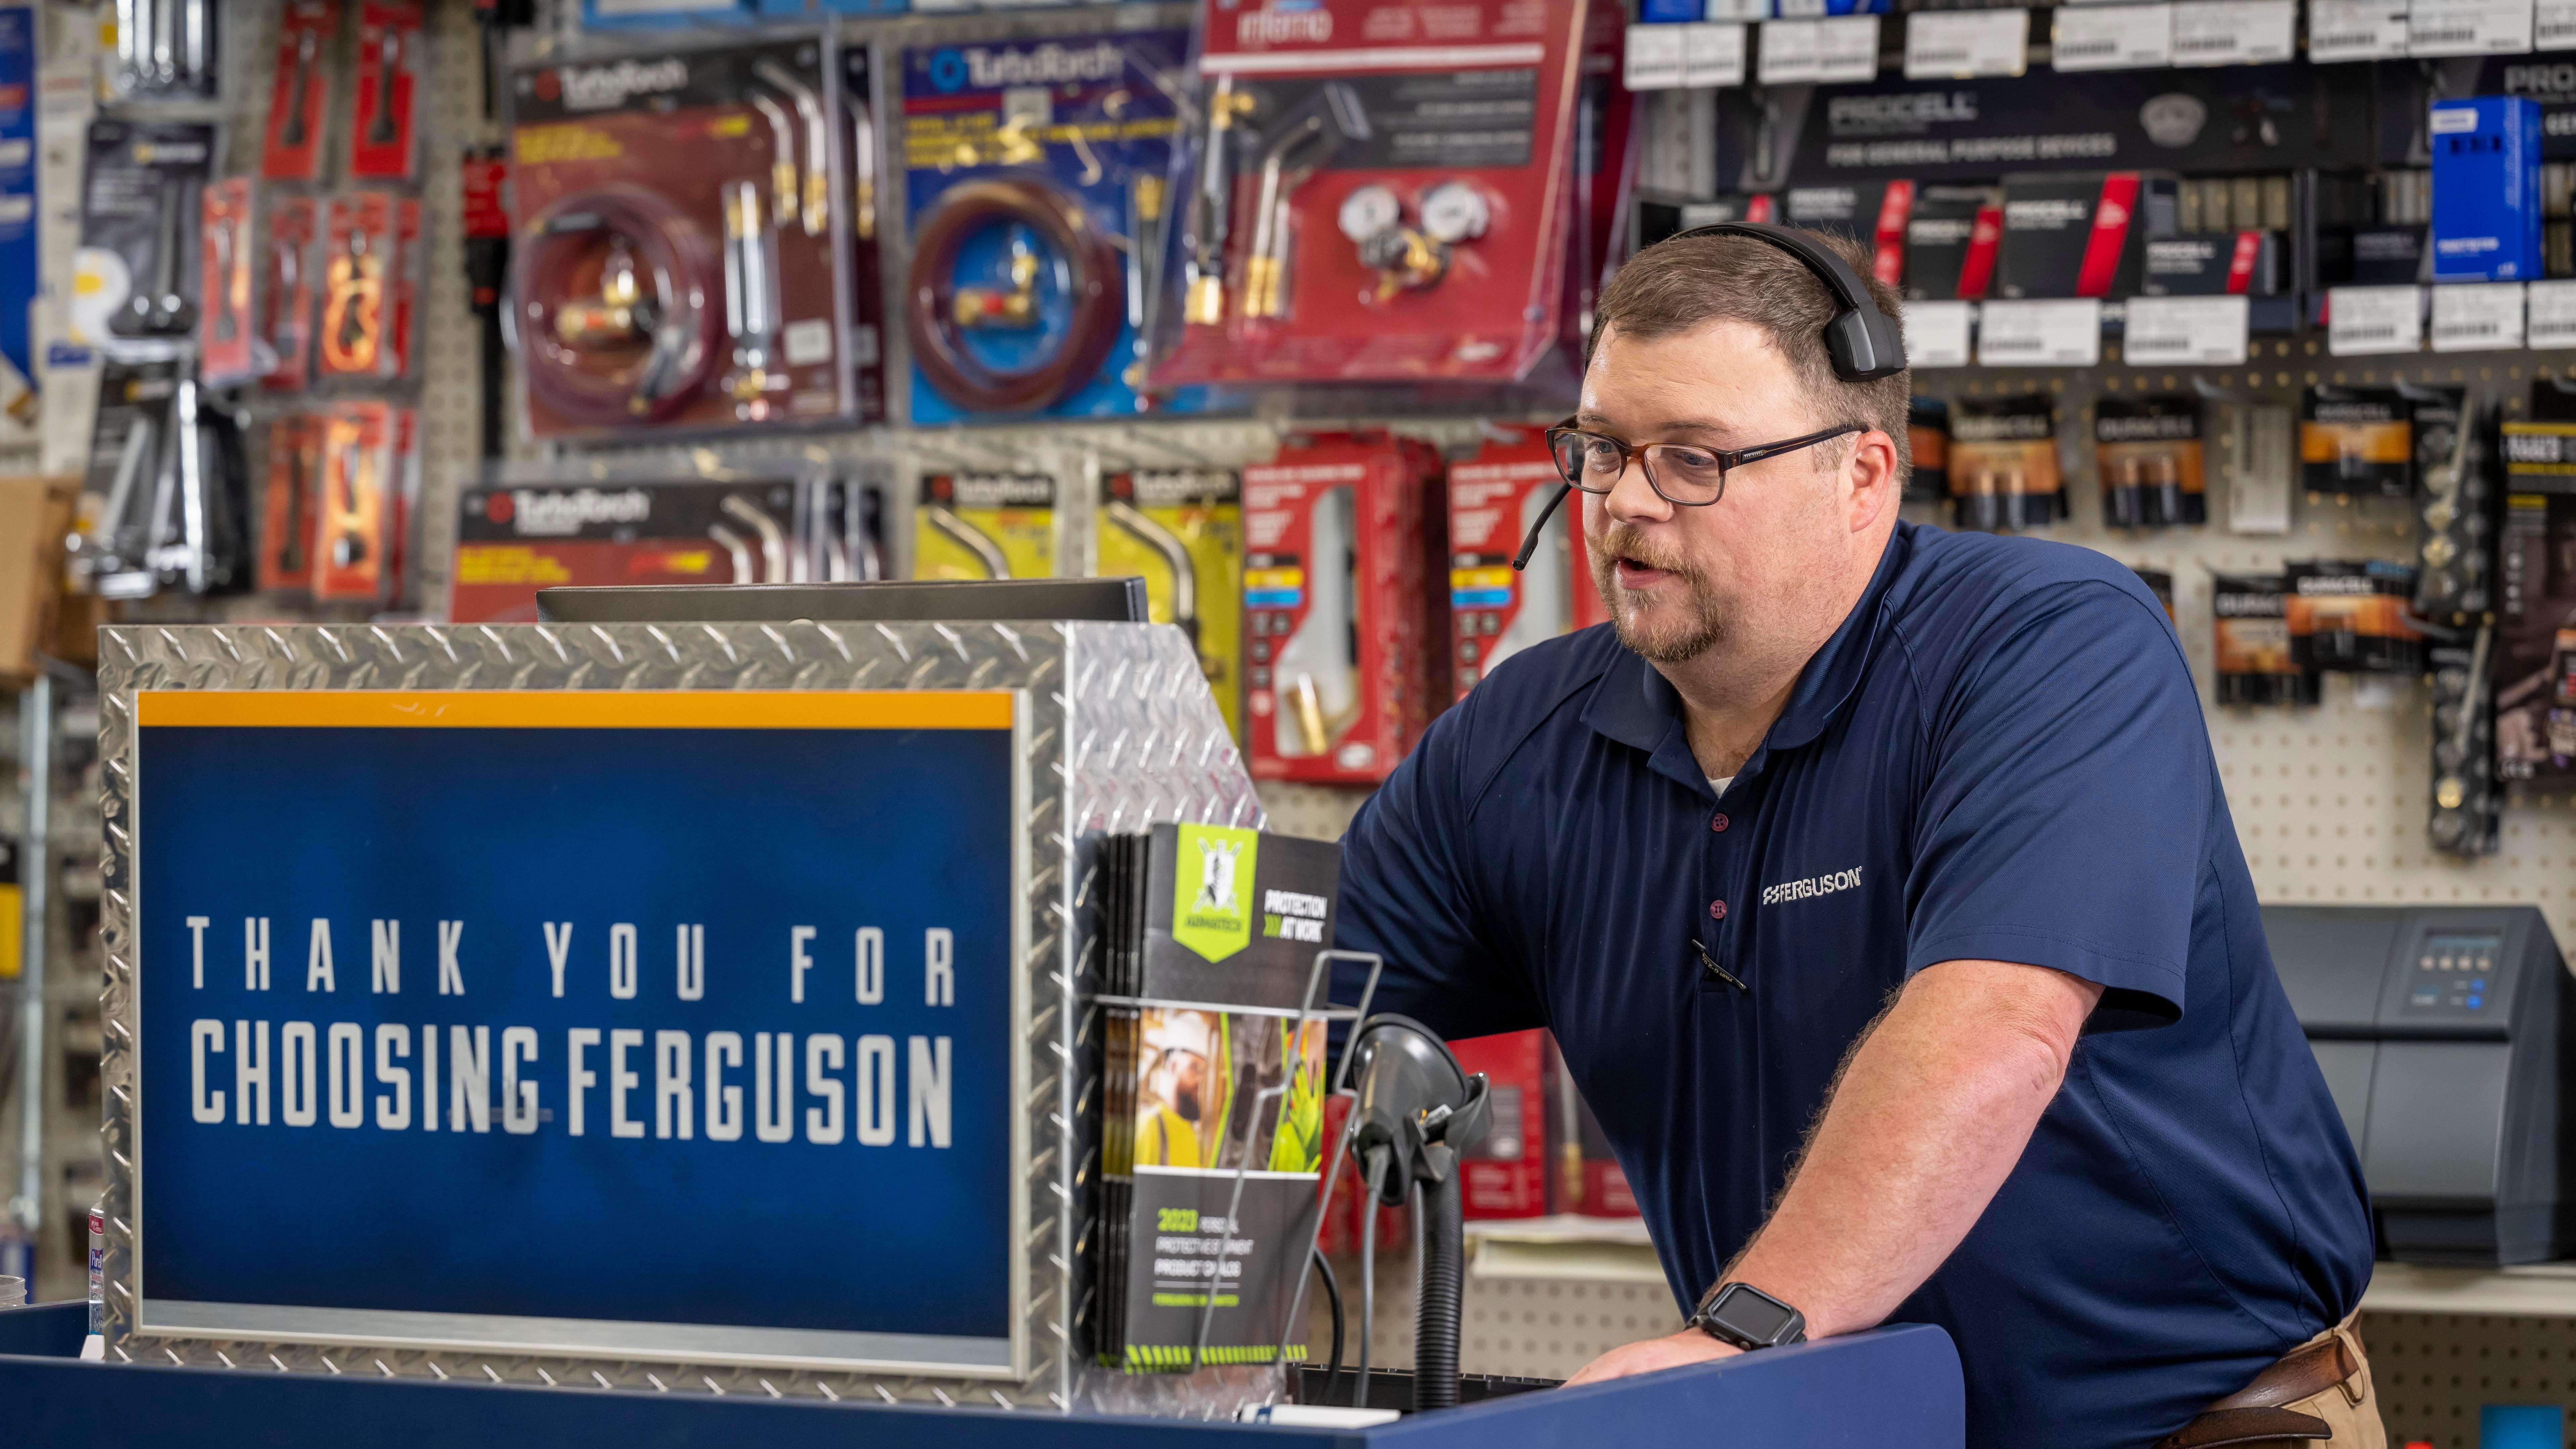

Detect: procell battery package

[1904,184,2001,302]
[448,462,823,625]
[70,119,218,364]
[1095,468,1244,739]
[1152,0,1587,387]
[2212,572,2317,708]
[914,470,1060,581]
[898,29,1210,423]
[2286,560,2424,676]
[2300,387,2412,499]
[2092,394,2206,531]
[1450,1031,1548,1220]
[1780,181,1912,288]
[1447,427,1604,699]
[507,32,853,442]
[1946,397,2064,532]
[2495,407,2576,782]
[1242,432,1436,785]
[1905,398,1950,506]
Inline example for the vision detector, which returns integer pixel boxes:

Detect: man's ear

[1846,429,1902,534]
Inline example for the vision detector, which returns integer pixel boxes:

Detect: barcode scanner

[1511,221,1908,571]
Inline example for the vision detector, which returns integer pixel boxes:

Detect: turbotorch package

[507,33,854,442]
[914,470,1060,581]
[1946,396,2064,532]
[1447,427,1604,700]
[1153,0,1587,386]
[1243,432,1437,785]
[899,29,1208,423]
[1451,1031,1548,1220]
[449,464,823,625]
[1096,467,1245,740]
[2093,394,2206,530]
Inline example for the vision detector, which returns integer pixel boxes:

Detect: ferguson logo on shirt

[1761,866,1865,907]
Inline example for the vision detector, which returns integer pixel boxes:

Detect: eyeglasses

[1543,418,1863,507]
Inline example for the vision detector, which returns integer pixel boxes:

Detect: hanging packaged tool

[1153,0,1588,388]
[840,42,886,424]
[68,360,248,601]
[72,119,216,364]
[2495,393,2576,783]
[913,471,1059,580]
[258,412,321,594]
[1946,396,2065,532]
[2413,389,2494,625]
[108,0,221,101]
[262,2,339,184]
[807,469,887,583]
[2092,394,2206,531]
[312,400,398,603]
[897,29,1203,423]
[2300,386,2413,499]
[261,196,320,393]
[463,148,510,458]
[450,462,820,624]
[388,194,422,381]
[507,32,853,441]
[2212,572,2317,708]
[1243,432,1438,785]
[317,192,398,381]
[197,178,258,388]
[1096,466,1244,738]
[348,1,423,185]
[1447,427,1606,701]
[2287,560,2424,675]
[2427,623,2501,858]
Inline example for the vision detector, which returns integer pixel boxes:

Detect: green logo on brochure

[1173,823,1257,963]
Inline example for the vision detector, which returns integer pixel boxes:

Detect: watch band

[1689,1280,1808,1351]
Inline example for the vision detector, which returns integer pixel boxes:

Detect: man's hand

[1563,1328,1741,1387]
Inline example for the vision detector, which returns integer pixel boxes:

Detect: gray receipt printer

[2264,904,2573,1266]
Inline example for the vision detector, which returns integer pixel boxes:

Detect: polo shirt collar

[1579,524,1912,776]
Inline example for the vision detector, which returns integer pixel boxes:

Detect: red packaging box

[1244,432,1438,784]
[347,1,422,184]
[1547,1033,1639,1217]
[261,197,320,392]
[1448,427,1607,700]
[1450,1031,1548,1220]
[316,192,398,381]
[261,2,339,183]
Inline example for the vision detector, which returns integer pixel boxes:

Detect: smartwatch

[1688,1281,1807,1351]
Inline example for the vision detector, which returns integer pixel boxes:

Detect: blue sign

[133,690,1027,1374]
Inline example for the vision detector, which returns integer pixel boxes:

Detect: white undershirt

[1710,776,1734,798]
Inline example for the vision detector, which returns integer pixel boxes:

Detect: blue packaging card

[900,29,1223,423]
[2481,1405,2564,1449]
[1638,0,1706,22]
[579,0,758,29]
[2431,94,2543,283]
[0,5,35,397]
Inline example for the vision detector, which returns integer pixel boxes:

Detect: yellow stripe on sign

[136,690,1016,731]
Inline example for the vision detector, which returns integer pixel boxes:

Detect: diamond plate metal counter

[92,619,1261,1410]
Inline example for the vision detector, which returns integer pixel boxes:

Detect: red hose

[514,184,724,428]
[906,177,1124,414]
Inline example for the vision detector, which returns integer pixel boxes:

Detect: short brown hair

[1590,228,1911,480]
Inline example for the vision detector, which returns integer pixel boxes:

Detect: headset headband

[1662,221,1907,382]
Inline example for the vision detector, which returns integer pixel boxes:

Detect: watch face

[1419,181,1490,243]
[1713,1284,1798,1344]
[1338,184,1402,243]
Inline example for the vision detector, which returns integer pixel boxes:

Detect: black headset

[1511,222,1907,571]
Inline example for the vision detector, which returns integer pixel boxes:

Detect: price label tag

[2051,3,2174,69]
[1978,299,2102,367]
[1707,0,1770,22]
[2327,285,2426,355]
[2431,282,2528,351]
[1680,21,1749,85]
[2170,0,2297,62]
[1624,23,1686,89]
[2538,0,2576,45]
[2408,0,2534,53]
[1903,301,1975,368]
[2528,278,2576,346]
[1817,15,1883,78]
[1756,18,1821,82]
[2309,0,2413,58]
[1907,8,2029,76]
[1772,0,1826,15]
[2122,296,2250,366]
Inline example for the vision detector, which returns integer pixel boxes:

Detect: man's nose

[1602,451,1672,525]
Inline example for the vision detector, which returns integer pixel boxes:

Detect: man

[1332,230,2379,1448]
[1135,1011,1212,1169]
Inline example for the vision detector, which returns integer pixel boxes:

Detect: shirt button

[1709,899,1727,920]
[1710,812,1729,833]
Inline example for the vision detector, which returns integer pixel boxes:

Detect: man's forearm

[1720,960,2100,1339]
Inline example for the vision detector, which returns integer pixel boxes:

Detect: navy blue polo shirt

[1334,520,2374,1448]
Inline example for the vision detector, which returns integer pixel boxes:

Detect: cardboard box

[0,474,77,683]
[2432,96,2543,283]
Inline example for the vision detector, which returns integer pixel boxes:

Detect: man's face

[1171,1052,1205,1121]
[1578,320,1858,664]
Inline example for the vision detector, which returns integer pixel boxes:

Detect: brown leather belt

[2152,1332,2362,1449]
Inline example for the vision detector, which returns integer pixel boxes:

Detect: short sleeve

[1903,582,2206,1031]
[1332,697,1548,1042]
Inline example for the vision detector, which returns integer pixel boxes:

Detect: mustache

[1592,524,1703,582]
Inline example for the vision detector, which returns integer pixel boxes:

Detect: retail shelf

[1467,1215,1662,1282]
[2360,1261,2576,1318]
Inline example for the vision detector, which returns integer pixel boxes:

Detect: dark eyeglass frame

[1543,418,1864,507]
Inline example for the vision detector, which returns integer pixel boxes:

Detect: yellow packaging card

[1098,471,1243,740]
[915,473,1059,580]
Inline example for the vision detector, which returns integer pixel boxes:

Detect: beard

[1589,522,1731,663]
[1173,1082,1201,1121]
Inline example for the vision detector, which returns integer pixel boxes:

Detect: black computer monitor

[535,578,1150,625]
